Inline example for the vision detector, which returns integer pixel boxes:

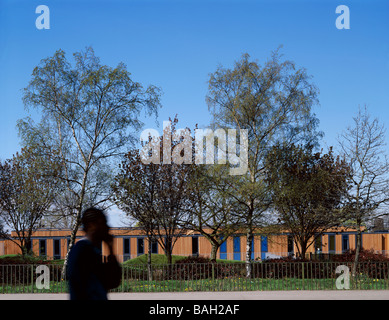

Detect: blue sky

[1,0,388,225]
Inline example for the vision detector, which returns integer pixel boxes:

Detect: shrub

[332,249,389,279]
[170,256,246,280]
[250,250,389,280]
[0,254,48,265]
[175,256,212,264]
[172,256,214,280]
[331,249,389,262]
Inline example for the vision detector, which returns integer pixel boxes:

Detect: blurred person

[67,207,121,300]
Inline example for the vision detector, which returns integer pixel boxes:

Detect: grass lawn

[2,277,388,294]
[117,277,389,292]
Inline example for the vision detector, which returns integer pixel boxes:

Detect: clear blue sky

[1,0,388,224]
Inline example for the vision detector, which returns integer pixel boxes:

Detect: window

[251,238,255,260]
[53,239,61,260]
[151,240,158,254]
[25,240,32,255]
[123,238,130,255]
[342,234,349,253]
[39,239,46,257]
[137,238,144,256]
[328,234,336,254]
[261,236,268,260]
[233,236,240,260]
[288,235,294,255]
[220,236,227,260]
[123,238,131,262]
[192,237,199,257]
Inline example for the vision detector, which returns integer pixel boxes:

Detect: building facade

[1,227,389,262]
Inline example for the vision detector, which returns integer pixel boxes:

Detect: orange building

[1,227,388,262]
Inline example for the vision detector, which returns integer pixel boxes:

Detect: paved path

[1,290,389,300]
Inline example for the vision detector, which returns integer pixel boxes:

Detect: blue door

[220,236,227,260]
[261,236,268,260]
[233,236,241,260]
[251,238,255,260]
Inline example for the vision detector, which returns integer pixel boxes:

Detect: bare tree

[339,106,389,274]
[40,190,78,229]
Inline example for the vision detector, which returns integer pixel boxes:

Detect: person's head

[81,207,110,242]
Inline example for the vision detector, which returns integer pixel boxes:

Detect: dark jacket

[67,238,121,300]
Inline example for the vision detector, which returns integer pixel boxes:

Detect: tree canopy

[265,143,352,258]
[18,47,162,266]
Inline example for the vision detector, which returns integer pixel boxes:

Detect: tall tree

[18,47,161,269]
[0,147,59,255]
[265,143,351,258]
[113,117,192,265]
[338,106,389,273]
[206,49,322,276]
[112,148,161,278]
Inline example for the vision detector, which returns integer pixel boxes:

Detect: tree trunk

[147,237,153,281]
[299,238,308,260]
[245,231,253,278]
[301,247,307,260]
[210,243,218,262]
[165,238,173,265]
[352,222,362,276]
[61,171,89,279]
[21,237,32,258]
[61,214,81,279]
[167,252,172,265]
[245,208,254,278]
[20,238,27,258]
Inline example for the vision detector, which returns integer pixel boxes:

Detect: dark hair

[81,207,107,231]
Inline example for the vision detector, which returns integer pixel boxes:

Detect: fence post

[302,262,305,290]
[31,265,34,293]
[121,266,124,293]
[387,262,389,290]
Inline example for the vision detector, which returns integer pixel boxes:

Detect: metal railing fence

[0,264,66,294]
[1,261,389,293]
